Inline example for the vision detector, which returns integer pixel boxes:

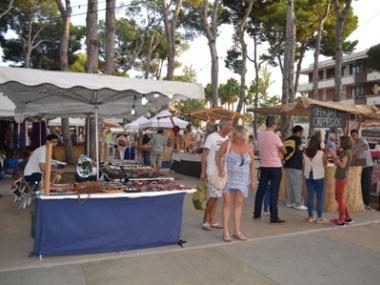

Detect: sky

[3,0,380,97]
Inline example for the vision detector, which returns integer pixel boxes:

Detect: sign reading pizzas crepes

[310,106,347,128]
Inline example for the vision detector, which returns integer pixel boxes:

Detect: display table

[33,190,195,257]
[279,165,364,212]
[170,153,202,178]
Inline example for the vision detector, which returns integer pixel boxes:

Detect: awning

[247,96,379,118]
[0,67,204,118]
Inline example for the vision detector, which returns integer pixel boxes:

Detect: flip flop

[202,223,211,231]
[233,232,247,241]
[223,233,232,242]
[210,223,223,229]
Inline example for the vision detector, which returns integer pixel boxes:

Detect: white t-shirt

[24,145,46,176]
[204,132,228,177]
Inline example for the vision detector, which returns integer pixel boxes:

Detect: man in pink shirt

[254,116,287,223]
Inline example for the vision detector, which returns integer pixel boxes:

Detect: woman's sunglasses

[240,156,245,166]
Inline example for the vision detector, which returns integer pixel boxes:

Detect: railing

[354,96,367,104]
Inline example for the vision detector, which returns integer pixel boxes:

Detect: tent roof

[124,116,149,130]
[48,117,85,127]
[247,96,379,118]
[0,67,204,118]
[139,109,189,129]
[0,92,15,117]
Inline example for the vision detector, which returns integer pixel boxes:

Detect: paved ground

[0,172,380,285]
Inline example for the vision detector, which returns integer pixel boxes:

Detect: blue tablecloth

[33,192,185,256]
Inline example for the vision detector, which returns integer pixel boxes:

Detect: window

[352,85,363,98]
[350,61,364,75]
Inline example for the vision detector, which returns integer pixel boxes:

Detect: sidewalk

[0,173,380,284]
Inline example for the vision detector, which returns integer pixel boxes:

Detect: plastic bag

[192,180,207,211]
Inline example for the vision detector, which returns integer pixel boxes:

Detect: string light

[131,95,136,115]
[141,94,148,106]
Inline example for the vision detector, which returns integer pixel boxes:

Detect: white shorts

[207,182,222,198]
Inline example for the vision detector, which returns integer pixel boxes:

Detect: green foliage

[247,66,274,105]
[367,43,380,72]
[173,65,197,83]
[248,66,280,127]
[219,78,240,106]
[257,0,358,67]
[0,1,85,69]
[170,98,204,127]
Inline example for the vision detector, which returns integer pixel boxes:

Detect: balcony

[298,75,355,92]
[367,71,380,82]
[341,94,380,106]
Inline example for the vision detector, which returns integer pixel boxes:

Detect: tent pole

[39,120,42,146]
[86,115,90,155]
[94,106,99,180]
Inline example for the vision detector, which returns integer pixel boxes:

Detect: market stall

[0,67,204,257]
[249,96,380,212]
[169,108,243,177]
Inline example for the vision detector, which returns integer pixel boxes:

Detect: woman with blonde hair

[215,126,256,242]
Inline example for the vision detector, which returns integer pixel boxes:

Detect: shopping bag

[192,180,207,211]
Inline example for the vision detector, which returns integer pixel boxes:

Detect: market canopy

[0,92,15,117]
[0,67,204,118]
[124,116,149,130]
[180,107,243,122]
[247,96,379,118]
[139,109,189,129]
[48,117,85,127]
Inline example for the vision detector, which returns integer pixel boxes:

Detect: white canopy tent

[139,109,189,129]
[0,92,15,117]
[48,117,85,127]
[124,116,149,130]
[0,67,204,177]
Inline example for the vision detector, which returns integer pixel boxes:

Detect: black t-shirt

[284,135,303,170]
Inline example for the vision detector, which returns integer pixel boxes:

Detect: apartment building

[298,51,380,107]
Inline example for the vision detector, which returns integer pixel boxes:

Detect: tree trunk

[253,35,260,139]
[234,0,254,118]
[282,0,296,138]
[104,0,116,75]
[162,0,183,80]
[56,0,72,71]
[294,47,305,95]
[144,34,160,79]
[312,23,323,99]
[235,28,247,116]
[333,0,352,102]
[312,1,331,99]
[85,0,98,73]
[202,0,219,107]
[55,1,73,163]
[24,19,33,68]
[61,117,73,163]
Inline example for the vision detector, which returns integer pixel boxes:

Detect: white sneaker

[285,203,295,208]
[263,210,270,216]
[294,205,308,211]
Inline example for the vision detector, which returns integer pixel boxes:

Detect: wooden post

[43,142,53,196]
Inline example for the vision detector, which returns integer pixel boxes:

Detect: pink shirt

[257,130,283,168]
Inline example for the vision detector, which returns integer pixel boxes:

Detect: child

[330,136,353,226]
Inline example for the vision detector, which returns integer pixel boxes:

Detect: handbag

[210,140,231,191]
